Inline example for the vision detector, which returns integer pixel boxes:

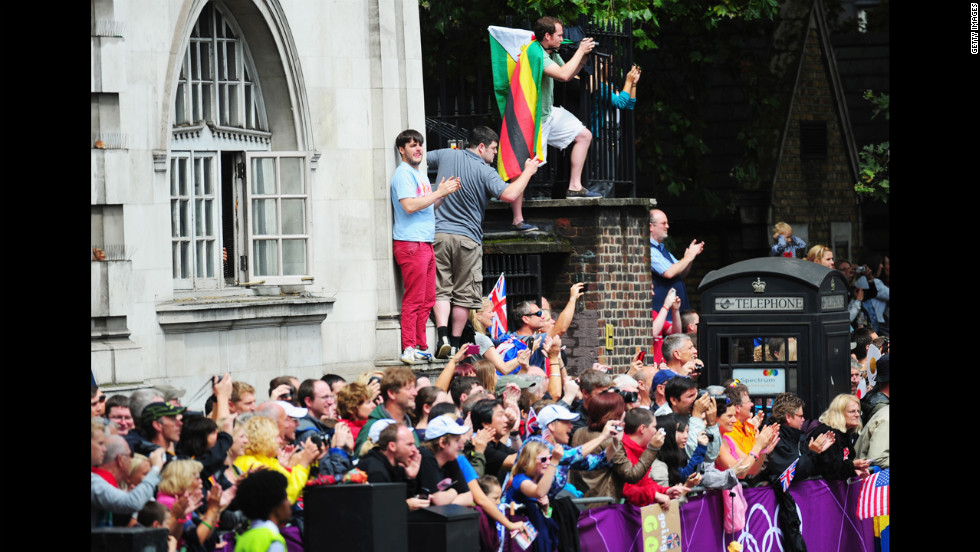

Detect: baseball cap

[536,404,579,428]
[141,402,188,427]
[494,375,535,396]
[425,414,470,440]
[274,400,308,419]
[652,369,678,388]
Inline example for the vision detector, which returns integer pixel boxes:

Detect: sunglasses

[525,310,543,318]
[91,395,107,406]
[536,455,551,464]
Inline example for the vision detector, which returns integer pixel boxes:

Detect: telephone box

[697,257,851,419]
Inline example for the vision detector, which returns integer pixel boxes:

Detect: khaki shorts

[434,233,483,309]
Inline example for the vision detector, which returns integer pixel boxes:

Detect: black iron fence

[424,15,635,198]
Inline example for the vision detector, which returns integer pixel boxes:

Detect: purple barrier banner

[578,479,875,552]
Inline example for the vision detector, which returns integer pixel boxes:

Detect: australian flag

[489,273,507,341]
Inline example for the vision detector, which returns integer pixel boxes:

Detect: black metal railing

[424,15,634,198]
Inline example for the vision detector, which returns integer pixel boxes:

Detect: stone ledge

[486,197,657,210]
[156,294,336,334]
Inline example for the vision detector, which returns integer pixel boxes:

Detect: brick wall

[772,25,859,251]
[490,199,656,375]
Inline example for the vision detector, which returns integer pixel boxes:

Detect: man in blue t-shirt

[390,129,461,366]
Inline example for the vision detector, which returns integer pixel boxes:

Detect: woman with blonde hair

[502,440,565,552]
[127,453,152,488]
[156,459,235,550]
[469,298,527,375]
[805,244,835,269]
[804,394,872,480]
[233,415,322,504]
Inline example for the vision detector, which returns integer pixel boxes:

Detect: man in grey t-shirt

[429,126,539,358]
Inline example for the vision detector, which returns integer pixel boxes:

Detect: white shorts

[540,106,586,153]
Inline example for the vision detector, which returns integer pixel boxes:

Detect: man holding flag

[490,16,599,200]
[430,126,540,358]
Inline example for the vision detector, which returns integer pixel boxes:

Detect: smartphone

[436,478,455,492]
[521,336,535,349]
[466,344,480,356]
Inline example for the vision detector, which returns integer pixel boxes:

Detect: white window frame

[171,151,222,290]
[245,152,313,286]
[173,2,266,131]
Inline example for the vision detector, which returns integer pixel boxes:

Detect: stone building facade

[91,0,427,403]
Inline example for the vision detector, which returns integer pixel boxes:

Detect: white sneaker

[400,347,417,365]
[414,349,433,363]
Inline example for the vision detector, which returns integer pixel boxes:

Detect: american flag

[779,458,799,491]
[857,468,889,520]
[488,273,507,341]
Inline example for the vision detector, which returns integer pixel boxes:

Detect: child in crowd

[231,470,292,552]
[770,222,807,258]
[476,475,506,552]
[136,502,178,552]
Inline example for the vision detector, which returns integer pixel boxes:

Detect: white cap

[537,404,580,428]
[425,414,470,440]
[274,400,308,419]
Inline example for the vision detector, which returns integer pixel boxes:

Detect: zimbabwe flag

[489,26,546,181]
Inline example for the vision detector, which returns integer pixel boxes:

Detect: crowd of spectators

[93,277,889,552]
[94,61,888,549]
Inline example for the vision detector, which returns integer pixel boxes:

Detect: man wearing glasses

[649,209,704,314]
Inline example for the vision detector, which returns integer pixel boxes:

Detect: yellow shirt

[234,453,310,504]
[724,421,757,456]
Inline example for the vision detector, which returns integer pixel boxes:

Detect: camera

[219,508,249,535]
[309,431,331,449]
[855,266,867,274]
[606,386,638,404]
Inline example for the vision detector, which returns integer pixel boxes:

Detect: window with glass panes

[170,3,311,289]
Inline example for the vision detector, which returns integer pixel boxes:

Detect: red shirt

[622,435,673,507]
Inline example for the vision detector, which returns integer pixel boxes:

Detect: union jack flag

[488,273,507,341]
[857,468,889,520]
[779,458,799,491]
[524,406,539,436]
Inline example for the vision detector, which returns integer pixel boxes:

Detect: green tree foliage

[854,90,889,203]
[419,0,781,211]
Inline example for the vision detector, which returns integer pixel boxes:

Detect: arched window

[170,2,311,290]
